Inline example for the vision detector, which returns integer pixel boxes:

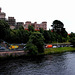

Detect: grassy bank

[44,47,75,55]
[0,47,75,60]
[51,42,70,44]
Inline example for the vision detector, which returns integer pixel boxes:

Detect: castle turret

[0,8,1,13]
[0,7,6,20]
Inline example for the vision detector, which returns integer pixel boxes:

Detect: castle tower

[0,8,1,13]
[0,7,6,20]
[42,21,47,30]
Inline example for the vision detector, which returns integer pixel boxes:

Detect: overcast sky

[0,0,75,33]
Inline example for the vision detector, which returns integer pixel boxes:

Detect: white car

[53,46,57,48]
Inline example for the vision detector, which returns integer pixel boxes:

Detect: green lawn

[44,47,75,54]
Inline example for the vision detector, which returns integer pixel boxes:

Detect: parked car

[22,46,26,50]
[57,45,60,48]
[9,45,19,50]
[45,45,52,48]
[70,45,73,47]
[0,47,5,50]
[53,46,57,48]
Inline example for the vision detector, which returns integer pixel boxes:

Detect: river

[0,52,75,75]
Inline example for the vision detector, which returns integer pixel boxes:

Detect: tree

[19,30,29,43]
[8,29,18,43]
[39,28,44,34]
[51,20,68,39]
[25,43,38,55]
[0,20,10,40]
[69,32,75,47]
[51,20,64,32]
[61,28,68,38]
[8,29,30,43]
[43,30,52,43]
[69,37,75,47]
[28,25,34,32]
[69,32,75,38]
[51,20,66,34]
[19,26,24,30]
[26,32,44,53]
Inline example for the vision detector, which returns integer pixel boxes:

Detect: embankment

[0,47,75,59]
[0,50,26,58]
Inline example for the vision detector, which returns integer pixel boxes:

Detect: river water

[0,52,75,75]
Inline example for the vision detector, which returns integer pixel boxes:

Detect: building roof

[25,21,31,23]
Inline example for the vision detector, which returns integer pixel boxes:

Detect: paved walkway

[0,50,25,57]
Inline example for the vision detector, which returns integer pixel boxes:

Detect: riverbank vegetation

[25,32,44,55]
[0,19,75,55]
[0,47,75,59]
[0,20,69,44]
[69,32,75,47]
[44,47,75,55]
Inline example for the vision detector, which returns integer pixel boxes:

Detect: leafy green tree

[62,37,67,42]
[28,25,34,32]
[18,30,29,43]
[5,29,11,42]
[8,29,17,43]
[0,20,10,40]
[51,20,64,32]
[69,37,75,47]
[51,20,68,42]
[61,28,68,38]
[43,30,52,43]
[9,29,30,43]
[25,43,38,55]
[48,29,53,43]
[69,32,75,38]
[39,28,44,34]
[26,32,44,53]
[69,32,75,47]
[19,26,24,30]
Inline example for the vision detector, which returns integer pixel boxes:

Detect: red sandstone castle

[24,21,47,30]
[0,7,47,30]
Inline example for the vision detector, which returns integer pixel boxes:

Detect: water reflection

[0,52,75,75]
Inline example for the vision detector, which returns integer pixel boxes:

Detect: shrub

[28,32,44,53]
[69,37,75,47]
[25,43,38,55]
